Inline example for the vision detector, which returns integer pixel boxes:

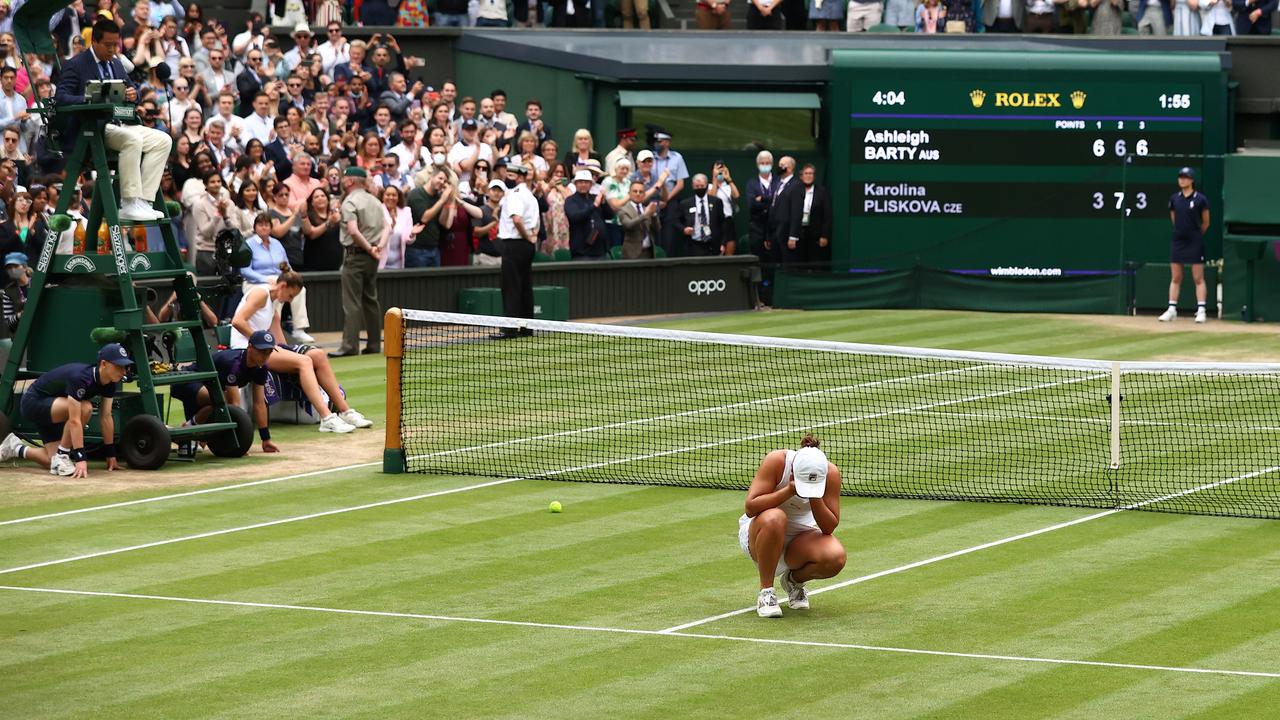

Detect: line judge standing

[497,162,539,338]
[55,20,170,222]
[1159,166,1210,324]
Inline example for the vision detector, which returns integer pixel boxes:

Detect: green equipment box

[457,286,569,321]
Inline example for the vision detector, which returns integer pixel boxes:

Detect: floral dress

[543,188,570,253]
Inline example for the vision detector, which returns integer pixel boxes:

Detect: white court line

[918,409,1280,433]
[0,373,1100,577]
[0,462,381,528]
[1,584,1275,680]
[659,466,1280,634]
[0,365,992,529]
[0,477,524,576]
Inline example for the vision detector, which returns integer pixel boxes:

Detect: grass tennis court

[3,309,1279,718]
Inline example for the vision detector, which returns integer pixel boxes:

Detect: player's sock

[15,446,26,459]
[57,446,70,455]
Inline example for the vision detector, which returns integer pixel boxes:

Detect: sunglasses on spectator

[288,81,302,87]
[328,27,341,33]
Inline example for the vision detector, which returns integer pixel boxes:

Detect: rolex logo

[1070,90,1087,110]
[969,90,986,109]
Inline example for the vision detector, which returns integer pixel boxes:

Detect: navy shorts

[20,391,65,443]
[169,381,207,421]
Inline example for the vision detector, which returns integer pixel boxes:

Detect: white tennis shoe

[318,414,355,434]
[49,453,75,476]
[339,409,373,429]
[1158,307,1177,322]
[779,571,809,610]
[0,433,24,461]
[756,588,783,618]
[1195,308,1207,324]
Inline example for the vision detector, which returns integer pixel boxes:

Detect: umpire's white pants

[103,124,171,202]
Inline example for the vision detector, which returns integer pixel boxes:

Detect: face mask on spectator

[504,178,519,189]
[758,164,772,175]
[693,188,707,198]
[433,153,446,166]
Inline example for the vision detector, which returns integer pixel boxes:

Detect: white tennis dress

[738,450,822,577]
[230,286,275,350]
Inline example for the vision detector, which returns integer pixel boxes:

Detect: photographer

[365,34,408,98]
[710,160,739,255]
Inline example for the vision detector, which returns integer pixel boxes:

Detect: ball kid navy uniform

[170,348,269,420]
[21,363,118,442]
[1168,189,1209,264]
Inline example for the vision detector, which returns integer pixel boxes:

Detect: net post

[383,307,405,474]
[1109,362,1122,471]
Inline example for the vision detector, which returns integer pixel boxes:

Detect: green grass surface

[2,309,1279,718]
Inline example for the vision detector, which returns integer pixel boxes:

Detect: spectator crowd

[0,0,1266,339]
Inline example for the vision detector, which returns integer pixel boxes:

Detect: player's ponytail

[799,433,821,449]
[277,267,304,289]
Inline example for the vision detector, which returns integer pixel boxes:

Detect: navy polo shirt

[212,349,269,389]
[1169,190,1209,240]
[29,363,117,402]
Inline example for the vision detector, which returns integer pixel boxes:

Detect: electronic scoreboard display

[829,50,1229,276]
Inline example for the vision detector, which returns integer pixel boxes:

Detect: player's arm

[250,383,278,452]
[100,396,118,471]
[808,464,841,535]
[744,450,793,517]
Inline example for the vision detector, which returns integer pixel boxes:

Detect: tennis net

[384,309,1280,519]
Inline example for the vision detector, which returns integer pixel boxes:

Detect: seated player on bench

[0,343,134,477]
[229,266,372,434]
[169,329,278,455]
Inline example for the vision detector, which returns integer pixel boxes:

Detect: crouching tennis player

[740,434,846,617]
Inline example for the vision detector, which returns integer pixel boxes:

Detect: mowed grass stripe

[0,469,453,566]
[912,584,1280,720]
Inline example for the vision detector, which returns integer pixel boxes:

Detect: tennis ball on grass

[549,501,563,513]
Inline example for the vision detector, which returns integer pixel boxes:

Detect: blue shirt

[1168,190,1209,240]
[651,149,689,195]
[241,235,290,284]
[30,363,117,401]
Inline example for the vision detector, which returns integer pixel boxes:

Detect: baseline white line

[1,585,1275,680]
[0,477,524,576]
[0,372,1099,577]
[659,466,1280,634]
[0,365,992,529]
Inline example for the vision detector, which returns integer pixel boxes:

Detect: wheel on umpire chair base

[206,405,253,458]
[121,415,171,470]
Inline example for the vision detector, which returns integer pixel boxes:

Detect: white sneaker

[1158,307,1177,322]
[1195,308,1207,324]
[120,198,161,222]
[756,588,783,618]
[339,409,373,429]
[290,329,316,344]
[49,453,75,476]
[318,413,355,434]
[779,571,809,610]
[0,433,24,461]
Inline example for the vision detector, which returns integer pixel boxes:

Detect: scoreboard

[829,50,1229,276]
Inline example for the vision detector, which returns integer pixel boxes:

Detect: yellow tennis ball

[549,501,563,513]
